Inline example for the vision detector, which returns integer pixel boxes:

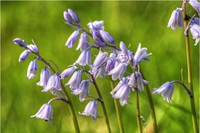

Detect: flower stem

[109,77,124,133]
[136,89,142,133]
[182,1,199,133]
[91,75,112,133]
[141,73,158,133]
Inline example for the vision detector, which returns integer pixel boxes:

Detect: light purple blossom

[72,80,90,102]
[105,53,116,72]
[190,24,200,46]
[79,100,98,120]
[152,82,174,103]
[27,60,38,79]
[42,74,61,94]
[99,30,116,45]
[65,30,79,48]
[128,73,137,91]
[133,43,152,67]
[76,50,91,66]
[91,29,107,47]
[63,11,72,24]
[60,67,76,79]
[117,41,133,63]
[13,38,26,47]
[87,20,104,30]
[93,50,108,69]
[18,50,30,62]
[31,104,53,124]
[92,64,107,78]
[27,44,39,53]
[37,68,51,88]
[66,70,82,90]
[108,63,127,80]
[189,0,200,16]
[167,8,183,30]
[76,32,90,51]
[68,9,80,24]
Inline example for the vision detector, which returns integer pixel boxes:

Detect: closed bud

[13,38,26,47]
[63,11,72,24]
[65,30,79,48]
[18,50,30,62]
[68,9,80,24]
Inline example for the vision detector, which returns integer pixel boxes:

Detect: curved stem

[182,1,199,133]
[90,75,112,133]
[109,77,125,133]
[136,89,142,133]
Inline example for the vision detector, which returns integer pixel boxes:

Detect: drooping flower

[105,53,116,72]
[18,50,30,62]
[27,60,38,79]
[31,103,53,124]
[91,29,107,47]
[76,32,90,51]
[68,9,80,24]
[76,49,91,66]
[133,43,152,67]
[108,63,127,80]
[93,50,108,69]
[87,20,104,31]
[65,30,79,48]
[79,100,98,120]
[27,44,38,53]
[189,0,200,16]
[60,66,76,79]
[66,70,82,90]
[13,38,26,47]
[37,68,51,88]
[92,64,107,79]
[167,8,183,30]
[72,80,90,102]
[152,82,174,103]
[42,74,61,94]
[99,30,116,45]
[190,24,200,46]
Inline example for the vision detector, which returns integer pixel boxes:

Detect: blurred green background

[1,1,199,133]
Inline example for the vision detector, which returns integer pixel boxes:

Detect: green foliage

[1,1,199,133]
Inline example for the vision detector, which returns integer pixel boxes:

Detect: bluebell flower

[91,29,107,47]
[117,41,133,63]
[128,73,137,91]
[111,78,130,106]
[76,32,90,51]
[68,9,80,24]
[191,18,200,25]
[13,38,26,47]
[79,100,98,120]
[27,60,38,79]
[31,103,53,124]
[18,50,30,62]
[93,50,108,69]
[27,44,39,53]
[152,82,174,103]
[133,43,152,67]
[72,80,90,102]
[167,8,183,30]
[42,74,61,95]
[189,0,200,16]
[108,63,127,80]
[92,64,107,78]
[106,53,116,72]
[135,72,148,91]
[37,68,51,88]
[87,20,104,30]
[63,11,72,24]
[66,70,82,90]
[76,49,91,66]
[99,30,116,45]
[190,24,200,46]
[60,66,76,79]
[65,30,79,48]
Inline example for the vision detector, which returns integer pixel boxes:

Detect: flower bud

[18,50,30,62]
[63,11,72,24]
[65,30,79,48]
[68,9,80,24]
[13,38,26,47]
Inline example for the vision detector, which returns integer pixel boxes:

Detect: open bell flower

[76,32,90,51]
[108,63,127,80]
[36,68,51,88]
[190,24,200,46]
[93,50,108,69]
[79,100,98,120]
[27,60,38,79]
[167,8,183,30]
[87,20,104,31]
[152,82,174,103]
[76,49,91,66]
[66,70,82,90]
[31,104,53,125]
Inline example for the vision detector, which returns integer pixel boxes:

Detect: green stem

[141,73,158,133]
[136,89,142,133]
[91,75,112,133]
[182,1,199,133]
[109,77,125,133]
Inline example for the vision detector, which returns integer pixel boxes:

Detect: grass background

[1,1,199,133]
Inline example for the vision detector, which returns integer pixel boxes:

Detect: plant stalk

[136,89,143,133]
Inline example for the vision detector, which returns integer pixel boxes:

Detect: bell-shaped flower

[87,20,104,31]
[65,30,79,48]
[27,44,39,53]
[37,68,51,88]
[189,0,200,16]
[133,43,152,67]
[99,30,116,45]
[42,74,61,94]
[76,49,91,66]
[68,9,80,24]
[167,8,183,30]
[92,64,107,79]
[152,82,174,103]
[72,80,90,102]
[27,60,38,79]
[63,11,72,24]
[93,50,108,69]
[128,73,137,91]
[31,103,53,124]
[111,78,130,106]
[66,70,82,90]
[79,100,98,120]
[108,63,127,80]
[190,24,200,46]
[13,38,26,47]
[18,50,30,62]
[91,29,107,47]
[106,53,116,72]
[76,32,90,51]
[117,42,133,63]
[135,72,148,91]
[60,66,76,79]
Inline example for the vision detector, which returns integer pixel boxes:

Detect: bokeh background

[1,1,199,133]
